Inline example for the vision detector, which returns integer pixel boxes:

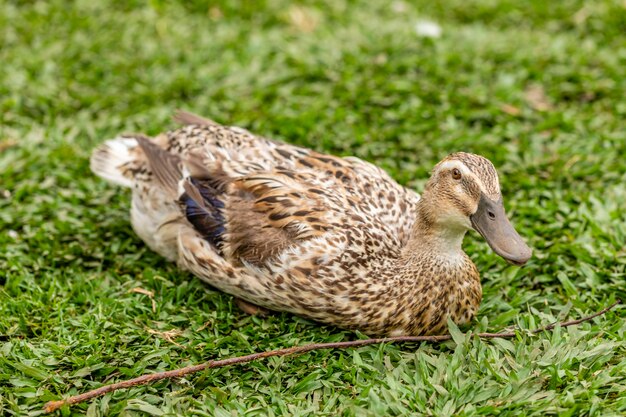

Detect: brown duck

[90,111,532,336]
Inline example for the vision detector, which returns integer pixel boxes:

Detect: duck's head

[422,152,532,265]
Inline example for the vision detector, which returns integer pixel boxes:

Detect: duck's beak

[470,193,532,265]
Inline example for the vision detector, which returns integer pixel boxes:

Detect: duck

[90,111,531,336]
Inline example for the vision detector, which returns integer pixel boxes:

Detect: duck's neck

[402,196,469,262]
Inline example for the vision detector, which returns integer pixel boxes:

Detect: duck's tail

[90,137,140,188]
[91,135,186,262]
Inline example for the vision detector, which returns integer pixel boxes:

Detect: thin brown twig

[44,300,620,413]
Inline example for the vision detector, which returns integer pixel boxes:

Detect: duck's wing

[181,160,333,266]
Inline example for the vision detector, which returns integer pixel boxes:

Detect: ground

[1,0,625,415]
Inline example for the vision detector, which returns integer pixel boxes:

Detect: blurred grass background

[1,0,625,415]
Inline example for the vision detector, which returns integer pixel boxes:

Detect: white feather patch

[90,137,138,188]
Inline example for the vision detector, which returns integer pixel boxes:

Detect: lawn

[1,0,626,415]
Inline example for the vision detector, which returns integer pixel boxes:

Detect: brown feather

[134,135,181,197]
[224,198,294,265]
[221,172,329,263]
[173,110,219,127]
[184,153,213,179]
[182,179,209,211]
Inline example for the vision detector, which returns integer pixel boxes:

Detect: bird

[90,111,532,336]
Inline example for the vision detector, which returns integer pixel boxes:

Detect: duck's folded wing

[182,169,332,266]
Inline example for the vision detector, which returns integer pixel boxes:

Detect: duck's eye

[451,168,462,180]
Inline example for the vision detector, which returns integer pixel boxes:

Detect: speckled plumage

[90,111,526,336]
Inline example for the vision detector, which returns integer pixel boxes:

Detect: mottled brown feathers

[224,173,330,264]
[90,111,495,336]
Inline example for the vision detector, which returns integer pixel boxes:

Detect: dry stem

[44,300,620,413]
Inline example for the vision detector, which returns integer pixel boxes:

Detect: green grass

[1,0,626,415]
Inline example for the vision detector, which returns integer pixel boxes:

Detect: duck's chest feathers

[387,253,482,336]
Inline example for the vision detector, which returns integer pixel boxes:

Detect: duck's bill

[470,194,532,266]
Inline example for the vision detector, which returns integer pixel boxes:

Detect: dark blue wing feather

[181,178,226,250]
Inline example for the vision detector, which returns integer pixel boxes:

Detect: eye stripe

[437,156,501,200]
